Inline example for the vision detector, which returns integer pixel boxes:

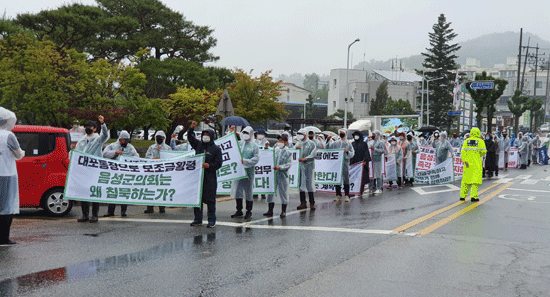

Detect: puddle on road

[0,233,216,295]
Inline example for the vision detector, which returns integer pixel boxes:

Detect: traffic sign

[447,111,462,116]
[470,81,494,90]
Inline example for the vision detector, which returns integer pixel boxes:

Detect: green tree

[507,89,529,135]
[465,71,508,133]
[419,14,461,129]
[369,81,391,115]
[525,97,543,132]
[305,94,319,119]
[326,109,356,123]
[384,98,416,115]
[227,69,288,123]
[313,84,328,103]
[303,73,319,92]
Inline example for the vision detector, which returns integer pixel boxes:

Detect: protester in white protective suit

[369,131,385,194]
[0,108,25,246]
[329,128,355,202]
[170,134,190,151]
[230,126,260,221]
[264,134,293,218]
[102,130,138,217]
[144,130,171,214]
[295,128,318,210]
[75,116,109,223]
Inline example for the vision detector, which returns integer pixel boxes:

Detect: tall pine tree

[369,81,391,115]
[420,14,461,129]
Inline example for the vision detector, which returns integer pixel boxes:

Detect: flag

[452,72,460,110]
[391,60,394,70]
[400,60,403,71]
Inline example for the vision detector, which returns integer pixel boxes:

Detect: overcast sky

[4,0,550,77]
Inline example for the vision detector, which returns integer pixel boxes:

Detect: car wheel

[41,188,73,217]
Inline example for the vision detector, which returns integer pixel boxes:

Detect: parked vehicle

[13,125,72,216]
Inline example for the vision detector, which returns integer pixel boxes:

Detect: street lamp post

[345,38,360,128]
[419,68,442,127]
[426,77,443,126]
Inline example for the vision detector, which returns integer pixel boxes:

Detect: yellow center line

[392,182,501,233]
[416,182,512,235]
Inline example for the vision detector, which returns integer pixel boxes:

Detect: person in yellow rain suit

[460,127,486,202]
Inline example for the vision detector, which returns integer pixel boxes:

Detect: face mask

[297,134,304,141]
[391,141,397,146]
[309,135,314,140]
[277,142,285,149]
[202,136,210,143]
[242,133,250,141]
[156,137,164,145]
[354,136,360,140]
[257,135,265,140]
[85,128,94,135]
[339,133,346,139]
[420,137,425,140]
[485,137,490,140]
[121,142,128,148]
[399,137,404,141]
[434,134,439,138]
[407,136,413,141]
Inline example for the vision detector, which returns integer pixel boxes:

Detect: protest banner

[213,133,248,183]
[453,147,464,178]
[119,151,194,163]
[405,156,414,179]
[499,151,505,169]
[288,148,300,189]
[65,150,204,207]
[253,149,276,194]
[415,145,436,171]
[508,147,519,168]
[383,153,397,182]
[315,162,364,195]
[314,149,344,185]
[414,158,455,185]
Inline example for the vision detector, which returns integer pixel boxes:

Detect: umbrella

[322,131,338,138]
[220,116,250,127]
[274,122,290,128]
[416,125,440,133]
[304,126,322,133]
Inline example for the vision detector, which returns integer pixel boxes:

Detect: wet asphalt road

[2,165,550,296]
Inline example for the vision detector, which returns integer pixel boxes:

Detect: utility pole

[521,38,530,92]
[517,28,522,89]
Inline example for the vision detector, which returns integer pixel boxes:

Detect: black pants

[335,184,350,197]
[146,206,165,212]
[107,204,127,215]
[0,215,14,243]
[299,191,315,204]
[389,177,402,187]
[194,199,216,223]
[81,202,100,218]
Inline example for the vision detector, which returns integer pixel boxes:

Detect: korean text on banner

[316,162,363,194]
[64,150,204,207]
[415,145,436,171]
[288,149,301,189]
[453,147,464,178]
[508,147,519,168]
[253,149,276,195]
[160,150,195,160]
[214,133,248,183]
[414,158,455,185]
[314,149,344,185]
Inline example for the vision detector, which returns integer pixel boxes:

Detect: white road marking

[101,217,413,236]
[497,178,513,183]
[516,175,532,180]
[520,179,539,185]
[508,188,550,193]
[411,184,460,195]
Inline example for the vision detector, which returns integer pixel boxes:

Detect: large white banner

[120,151,194,163]
[383,153,397,181]
[314,149,345,185]
[160,150,195,160]
[315,162,364,194]
[288,148,300,189]
[253,149,276,194]
[508,147,519,168]
[65,150,204,207]
[414,158,455,185]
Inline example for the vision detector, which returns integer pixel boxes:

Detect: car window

[14,132,56,157]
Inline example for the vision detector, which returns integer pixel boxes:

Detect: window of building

[360,93,369,103]
[334,79,337,88]
[536,81,542,88]
[333,101,336,108]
